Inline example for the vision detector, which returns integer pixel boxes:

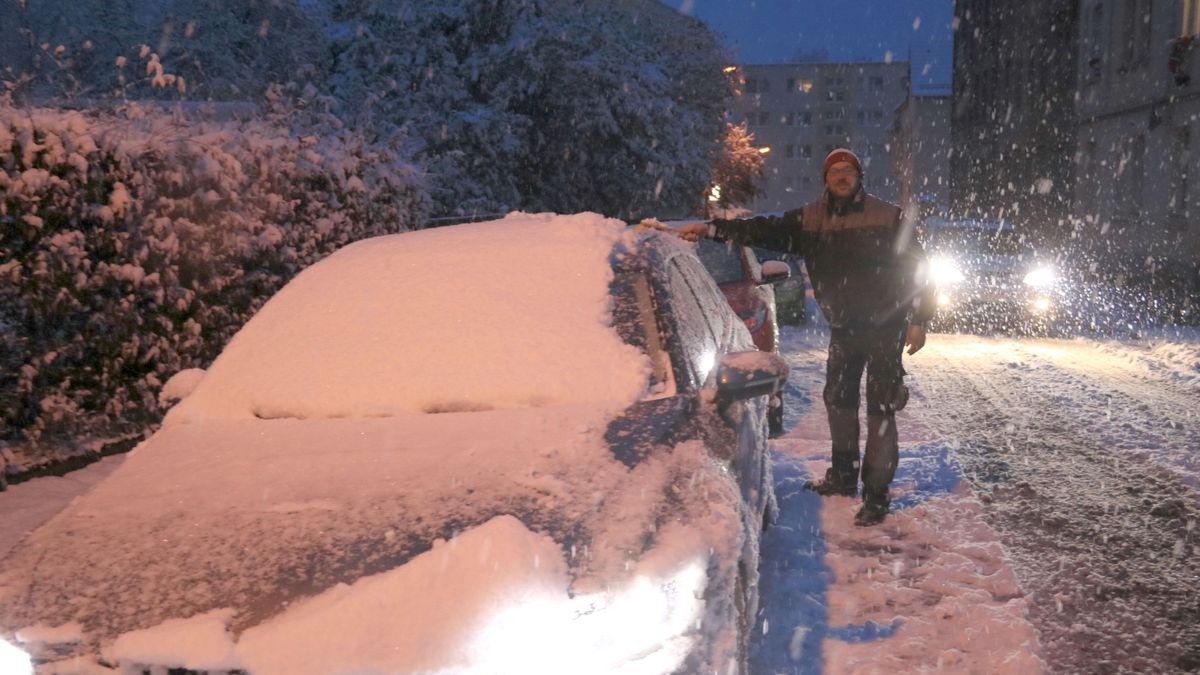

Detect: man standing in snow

[654,148,935,526]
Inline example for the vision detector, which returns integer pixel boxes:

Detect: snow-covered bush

[0,104,426,449]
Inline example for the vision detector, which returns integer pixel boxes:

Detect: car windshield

[927,225,1031,257]
[695,240,748,284]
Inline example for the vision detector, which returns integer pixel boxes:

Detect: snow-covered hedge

[0,104,426,451]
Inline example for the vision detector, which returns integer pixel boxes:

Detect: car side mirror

[758,260,791,286]
[712,351,789,403]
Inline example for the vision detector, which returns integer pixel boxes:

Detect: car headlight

[1023,265,1057,288]
[0,637,32,675]
[929,256,964,285]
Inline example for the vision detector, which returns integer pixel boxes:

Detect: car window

[695,240,749,284]
[674,254,737,348]
[667,261,719,384]
[610,270,676,399]
[742,247,764,281]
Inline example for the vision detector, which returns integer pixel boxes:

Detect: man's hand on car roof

[636,218,709,242]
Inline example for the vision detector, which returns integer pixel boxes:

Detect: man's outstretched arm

[641,209,805,256]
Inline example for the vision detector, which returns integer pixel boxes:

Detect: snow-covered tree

[711,122,765,209]
[327,0,732,219]
[1,0,325,102]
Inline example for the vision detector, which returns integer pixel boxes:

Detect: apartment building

[728,62,910,212]
[951,0,1078,242]
[1074,0,1200,283]
[892,54,953,219]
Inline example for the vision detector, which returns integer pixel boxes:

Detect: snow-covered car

[0,213,786,674]
[694,239,791,436]
[922,217,1066,333]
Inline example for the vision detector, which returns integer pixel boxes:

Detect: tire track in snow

[911,334,1200,674]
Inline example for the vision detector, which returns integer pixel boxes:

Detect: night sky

[665,0,955,70]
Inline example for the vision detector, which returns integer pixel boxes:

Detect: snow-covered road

[754,324,1200,674]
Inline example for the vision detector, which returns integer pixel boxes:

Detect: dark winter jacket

[710,187,935,329]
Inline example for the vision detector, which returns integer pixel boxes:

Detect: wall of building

[728,62,910,212]
[893,94,952,219]
[1074,0,1200,277]
[951,0,1078,242]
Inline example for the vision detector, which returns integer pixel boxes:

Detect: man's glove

[635,218,710,242]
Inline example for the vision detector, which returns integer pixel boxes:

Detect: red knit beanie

[823,148,862,179]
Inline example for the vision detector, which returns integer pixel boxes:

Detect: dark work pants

[822,324,909,498]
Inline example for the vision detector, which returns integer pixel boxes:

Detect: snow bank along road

[754,324,1200,674]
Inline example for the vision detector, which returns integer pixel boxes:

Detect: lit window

[1186,0,1200,35]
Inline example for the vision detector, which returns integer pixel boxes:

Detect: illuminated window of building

[1185,0,1200,34]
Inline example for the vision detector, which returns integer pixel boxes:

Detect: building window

[746,77,771,94]
[1117,134,1146,224]
[1122,0,1152,67]
[1171,127,1190,230]
[1086,2,1107,80]
[745,110,771,127]
[856,110,885,126]
[786,144,796,159]
[801,144,812,158]
[785,111,812,126]
[1135,0,1152,63]
[821,110,844,120]
[826,90,845,102]
[824,124,845,135]
[870,75,886,89]
[1185,0,1200,35]
[787,77,811,92]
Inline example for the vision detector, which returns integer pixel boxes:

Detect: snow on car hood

[0,405,746,669]
[167,212,650,423]
[103,515,711,675]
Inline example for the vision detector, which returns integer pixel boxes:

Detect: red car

[696,240,791,435]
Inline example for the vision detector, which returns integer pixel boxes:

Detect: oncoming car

[0,213,785,675]
[921,217,1065,333]
[694,240,791,436]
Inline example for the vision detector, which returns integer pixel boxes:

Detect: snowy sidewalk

[749,326,1046,674]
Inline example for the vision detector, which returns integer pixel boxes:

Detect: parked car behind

[694,239,791,436]
[921,217,1067,334]
[0,213,785,675]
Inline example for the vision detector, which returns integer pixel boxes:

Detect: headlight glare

[929,256,964,285]
[1023,265,1056,288]
[0,637,32,675]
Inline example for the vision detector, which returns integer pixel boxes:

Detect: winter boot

[861,413,899,498]
[805,466,858,497]
[854,491,890,526]
[805,406,860,497]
